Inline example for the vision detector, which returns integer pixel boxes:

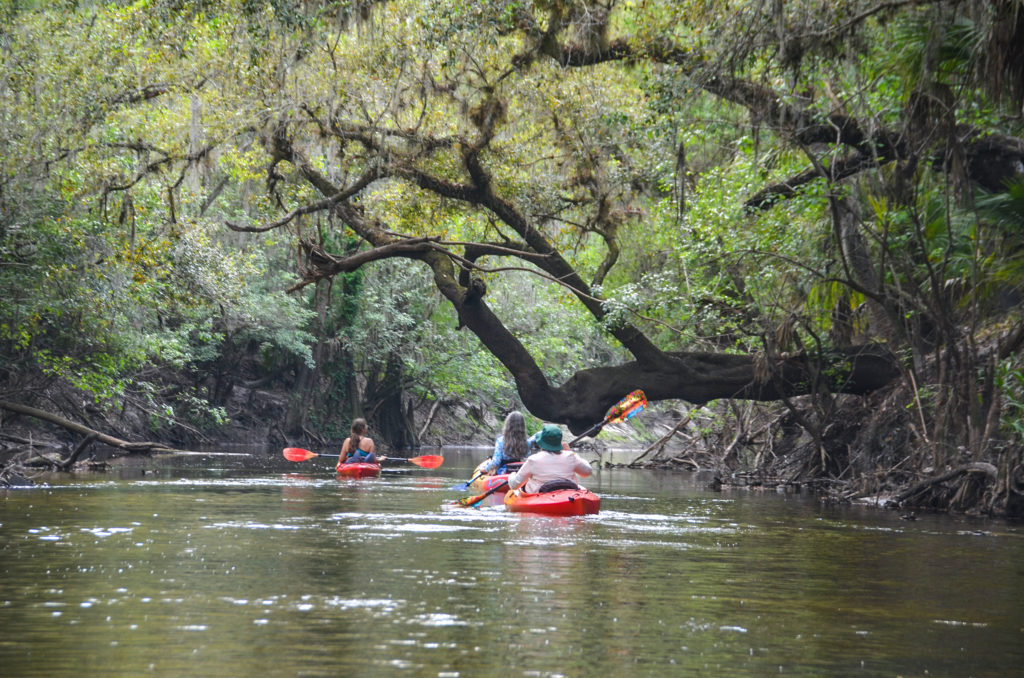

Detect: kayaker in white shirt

[508,424,593,494]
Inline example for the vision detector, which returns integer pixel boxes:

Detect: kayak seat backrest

[537,478,579,493]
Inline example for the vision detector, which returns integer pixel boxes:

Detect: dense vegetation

[1,0,1022,516]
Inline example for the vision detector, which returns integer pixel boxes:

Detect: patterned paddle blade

[456,494,486,507]
[606,390,647,423]
[455,480,509,507]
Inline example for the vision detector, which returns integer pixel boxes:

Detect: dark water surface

[1,448,1021,677]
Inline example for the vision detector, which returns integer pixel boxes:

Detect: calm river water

[1,447,1022,677]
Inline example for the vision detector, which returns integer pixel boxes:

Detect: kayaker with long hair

[339,418,376,466]
[507,424,593,494]
[481,411,531,474]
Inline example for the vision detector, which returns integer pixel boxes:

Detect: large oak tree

[232,0,1020,433]
[3,0,1022,447]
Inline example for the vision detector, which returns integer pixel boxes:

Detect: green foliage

[977,176,1024,237]
[997,359,1024,442]
[343,259,520,405]
[1,0,1023,476]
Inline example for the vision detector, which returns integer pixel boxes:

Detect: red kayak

[504,487,600,516]
[335,462,381,478]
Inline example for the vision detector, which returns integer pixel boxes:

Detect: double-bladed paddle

[451,470,487,492]
[282,447,444,469]
[454,390,647,507]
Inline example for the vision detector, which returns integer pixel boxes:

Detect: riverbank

[2,382,1022,520]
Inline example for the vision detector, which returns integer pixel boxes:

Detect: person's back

[483,411,529,473]
[508,424,592,494]
[338,418,376,469]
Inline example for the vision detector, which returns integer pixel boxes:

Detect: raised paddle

[454,390,647,507]
[282,447,444,469]
[565,389,647,444]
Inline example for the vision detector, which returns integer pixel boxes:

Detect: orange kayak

[335,462,381,478]
[503,487,600,516]
[471,473,511,493]
[468,459,520,493]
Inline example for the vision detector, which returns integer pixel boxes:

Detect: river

[1,447,1021,677]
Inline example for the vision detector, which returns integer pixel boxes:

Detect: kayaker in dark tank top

[340,418,376,464]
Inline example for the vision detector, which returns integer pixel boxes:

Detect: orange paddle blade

[282,447,317,462]
[408,454,444,469]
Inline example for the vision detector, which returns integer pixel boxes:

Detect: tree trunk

[365,355,417,450]
[283,279,331,436]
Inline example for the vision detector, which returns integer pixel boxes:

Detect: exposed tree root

[622,387,1022,518]
[887,463,999,512]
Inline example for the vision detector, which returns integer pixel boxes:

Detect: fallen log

[0,400,176,459]
[630,413,692,467]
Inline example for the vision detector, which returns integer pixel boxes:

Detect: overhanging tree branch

[540,30,1024,197]
[262,124,902,434]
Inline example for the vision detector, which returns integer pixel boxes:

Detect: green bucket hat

[536,424,563,452]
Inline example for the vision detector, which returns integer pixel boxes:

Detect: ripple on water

[201,521,302,531]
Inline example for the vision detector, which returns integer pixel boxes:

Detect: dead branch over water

[0,400,177,485]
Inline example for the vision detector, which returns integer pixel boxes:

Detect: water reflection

[1,450,1021,677]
